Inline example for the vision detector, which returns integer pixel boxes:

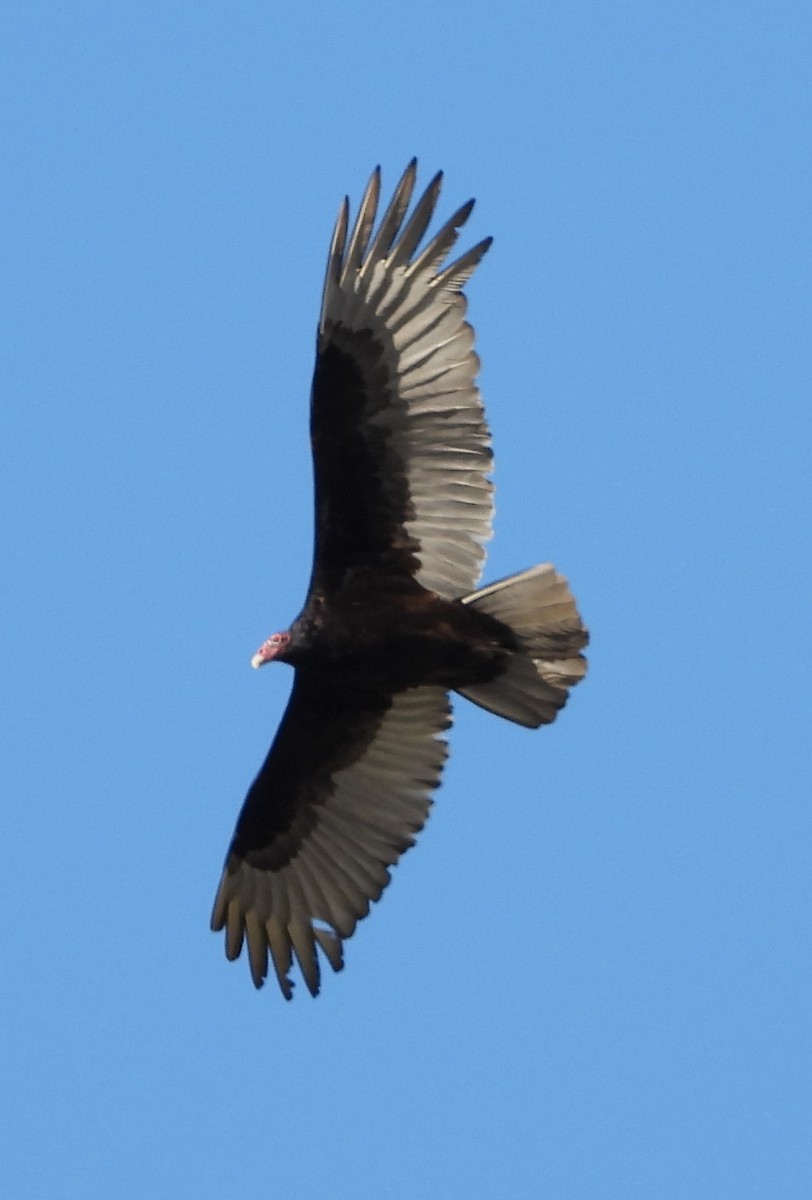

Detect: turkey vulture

[212,161,588,999]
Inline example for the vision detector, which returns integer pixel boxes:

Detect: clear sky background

[3,3,810,1197]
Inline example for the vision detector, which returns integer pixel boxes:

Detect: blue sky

[3,3,810,1197]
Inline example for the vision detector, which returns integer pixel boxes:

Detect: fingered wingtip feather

[319,196,350,332]
[333,197,350,256]
[434,236,493,290]
[314,925,344,976]
[358,160,419,273]
[387,170,444,268]
[341,167,382,285]
[406,197,479,280]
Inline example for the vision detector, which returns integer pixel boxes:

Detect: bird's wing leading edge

[308,160,494,600]
[211,675,451,998]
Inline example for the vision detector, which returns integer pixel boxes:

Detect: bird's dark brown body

[284,587,518,694]
[211,162,588,999]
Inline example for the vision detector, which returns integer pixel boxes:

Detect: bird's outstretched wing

[308,160,494,599]
[211,675,451,998]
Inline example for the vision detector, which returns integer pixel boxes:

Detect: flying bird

[212,161,588,999]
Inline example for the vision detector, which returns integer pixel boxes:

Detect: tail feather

[457,564,588,729]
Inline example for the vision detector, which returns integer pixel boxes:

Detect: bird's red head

[250,631,291,668]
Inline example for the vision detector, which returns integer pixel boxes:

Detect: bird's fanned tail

[456,564,588,728]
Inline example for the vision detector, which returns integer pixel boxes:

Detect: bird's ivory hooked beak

[251,639,274,669]
[251,632,290,668]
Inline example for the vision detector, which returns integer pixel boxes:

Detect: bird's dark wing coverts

[309,160,494,599]
[212,677,450,997]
